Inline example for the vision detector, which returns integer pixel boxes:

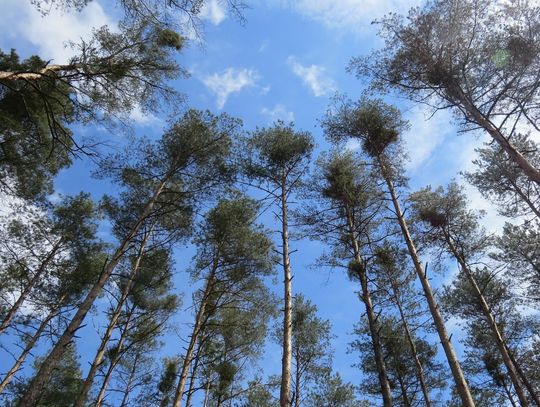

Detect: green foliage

[0,49,73,200]
[242,121,314,184]
[463,134,540,218]
[494,221,540,303]
[307,372,365,407]
[98,109,238,244]
[351,316,446,405]
[322,96,408,158]
[10,344,83,406]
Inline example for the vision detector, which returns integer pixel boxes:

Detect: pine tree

[171,196,275,407]
[321,97,475,407]
[409,182,539,405]
[299,150,393,406]
[241,122,314,407]
[351,0,540,186]
[17,109,237,407]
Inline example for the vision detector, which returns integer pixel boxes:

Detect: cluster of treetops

[0,0,539,406]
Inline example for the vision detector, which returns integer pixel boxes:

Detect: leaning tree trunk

[345,206,393,407]
[185,336,204,407]
[94,304,136,407]
[172,265,217,407]
[75,223,154,407]
[0,238,62,336]
[279,175,294,407]
[450,83,540,187]
[377,156,476,407]
[17,175,171,407]
[445,233,538,407]
[390,280,433,407]
[0,295,64,395]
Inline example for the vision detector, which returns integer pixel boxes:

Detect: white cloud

[202,68,259,109]
[0,0,113,64]
[261,104,294,123]
[129,105,162,126]
[403,106,453,172]
[287,56,336,97]
[200,0,227,25]
[277,0,420,34]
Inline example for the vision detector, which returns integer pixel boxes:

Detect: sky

[0,0,508,404]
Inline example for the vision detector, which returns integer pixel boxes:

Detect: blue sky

[0,0,508,404]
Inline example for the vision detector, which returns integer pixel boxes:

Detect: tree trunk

[378,156,476,407]
[17,176,170,407]
[390,280,433,407]
[0,238,62,336]
[119,352,139,407]
[185,336,204,407]
[397,373,411,407]
[172,265,217,407]
[203,379,211,407]
[0,64,75,80]
[445,233,536,407]
[94,304,136,407]
[294,347,301,407]
[450,84,540,187]
[345,206,393,407]
[0,297,63,394]
[75,224,154,407]
[508,178,540,220]
[279,175,293,407]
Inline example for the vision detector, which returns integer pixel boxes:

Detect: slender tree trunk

[506,349,540,407]
[17,176,171,407]
[390,281,433,407]
[502,378,519,407]
[203,379,211,407]
[508,178,540,220]
[450,84,540,186]
[172,266,217,407]
[397,373,411,407]
[294,347,300,407]
[445,234,536,407]
[119,352,139,407]
[0,297,64,394]
[185,336,204,407]
[377,156,475,407]
[75,224,154,407]
[94,304,136,407]
[0,239,62,335]
[279,175,293,407]
[345,206,393,407]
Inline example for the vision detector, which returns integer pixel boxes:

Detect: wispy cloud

[261,104,294,123]
[0,0,113,63]
[403,106,453,173]
[276,0,419,34]
[202,68,259,109]
[200,0,227,25]
[287,56,336,97]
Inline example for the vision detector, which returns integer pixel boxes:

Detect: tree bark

[279,175,293,407]
[17,175,170,407]
[445,233,536,407]
[345,205,393,407]
[377,156,476,407]
[0,238,62,336]
[389,280,433,407]
[172,265,217,407]
[75,224,154,407]
[0,65,75,81]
